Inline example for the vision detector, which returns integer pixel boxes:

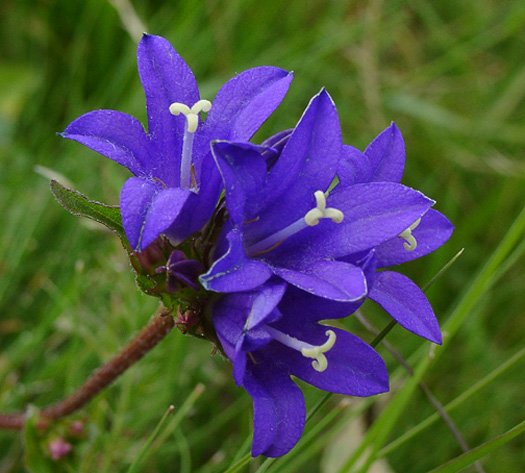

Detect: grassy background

[0,0,524,471]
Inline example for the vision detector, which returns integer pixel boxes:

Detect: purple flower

[61,34,292,251]
[200,91,450,457]
[200,90,435,303]
[333,123,454,343]
[213,281,388,457]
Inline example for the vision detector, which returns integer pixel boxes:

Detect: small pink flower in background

[48,437,73,461]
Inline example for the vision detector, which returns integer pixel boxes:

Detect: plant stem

[0,305,174,430]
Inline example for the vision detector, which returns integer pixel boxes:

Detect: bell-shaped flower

[213,281,388,457]
[332,123,455,343]
[200,90,436,305]
[61,34,293,251]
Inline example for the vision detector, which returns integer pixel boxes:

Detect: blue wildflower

[200,90,435,302]
[213,282,389,457]
[61,34,293,251]
[200,90,450,457]
[331,123,455,343]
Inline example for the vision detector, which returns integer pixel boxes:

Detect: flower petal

[243,357,305,457]
[213,294,247,346]
[137,34,199,184]
[139,187,192,251]
[279,285,361,322]
[253,90,342,242]
[369,271,442,344]
[337,145,370,187]
[246,282,287,330]
[363,122,405,183]
[375,209,454,268]
[260,129,293,169]
[61,110,149,176]
[120,178,191,251]
[268,182,435,262]
[120,177,161,250]
[270,322,389,396]
[203,67,293,142]
[328,183,433,253]
[277,253,377,322]
[200,229,273,292]
[272,260,367,302]
[188,68,292,227]
[211,141,269,226]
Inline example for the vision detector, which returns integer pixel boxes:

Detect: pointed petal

[369,271,442,343]
[120,177,161,250]
[188,68,292,218]
[213,293,248,346]
[328,183,433,253]
[199,230,272,292]
[260,128,293,169]
[270,322,389,396]
[364,122,405,183]
[137,34,199,183]
[246,282,287,330]
[375,209,454,268]
[268,182,435,261]
[254,90,342,242]
[61,110,148,176]
[139,187,192,251]
[337,145,370,187]
[272,260,367,302]
[203,67,293,142]
[244,359,305,457]
[120,178,191,251]
[211,141,269,226]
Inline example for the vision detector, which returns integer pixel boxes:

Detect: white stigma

[304,191,344,226]
[169,99,212,189]
[169,99,212,133]
[399,218,421,251]
[300,330,337,372]
[247,190,344,256]
[264,326,337,373]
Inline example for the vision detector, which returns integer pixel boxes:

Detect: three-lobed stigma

[304,190,344,226]
[169,99,212,189]
[169,99,212,133]
[247,190,344,256]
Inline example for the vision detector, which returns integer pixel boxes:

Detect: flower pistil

[169,99,212,189]
[247,190,344,256]
[263,326,337,372]
[399,218,421,251]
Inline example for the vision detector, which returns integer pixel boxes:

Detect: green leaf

[50,179,127,245]
[428,419,525,473]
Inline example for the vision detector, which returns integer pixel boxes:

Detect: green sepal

[50,180,127,246]
[135,273,161,295]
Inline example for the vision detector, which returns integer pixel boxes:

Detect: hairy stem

[0,306,174,430]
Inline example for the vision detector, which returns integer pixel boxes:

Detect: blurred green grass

[0,0,524,471]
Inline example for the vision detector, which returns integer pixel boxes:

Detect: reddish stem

[0,306,174,430]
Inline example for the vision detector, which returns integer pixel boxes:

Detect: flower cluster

[63,34,453,458]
